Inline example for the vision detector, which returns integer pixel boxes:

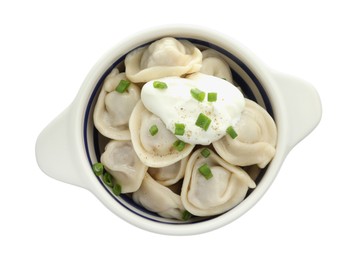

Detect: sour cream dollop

[141,74,245,145]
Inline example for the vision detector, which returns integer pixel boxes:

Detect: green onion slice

[174,123,185,136]
[207,92,217,102]
[200,148,211,158]
[190,88,205,102]
[195,113,212,131]
[92,162,104,176]
[182,210,192,221]
[226,126,238,139]
[149,124,159,136]
[103,172,114,187]
[116,79,131,93]
[112,183,122,196]
[198,163,213,180]
[153,81,168,89]
[173,140,186,152]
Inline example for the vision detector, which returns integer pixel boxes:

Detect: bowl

[35,25,322,235]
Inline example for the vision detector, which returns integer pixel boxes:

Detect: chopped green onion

[198,163,213,180]
[92,162,104,176]
[103,172,114,187]
[173,140,186,152]
[208,92,217,102]
[153,81,168,89]
[182,210,192,221]
[190,88,205,102]
[226,126,238,139]
[116,79,131,93]
[112,183,122,196]
[200,148,211,158]
[149,124,159,136]
[174,123,185,136]
[195,113,211,131]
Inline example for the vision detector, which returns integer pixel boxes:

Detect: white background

[1,0,354,259]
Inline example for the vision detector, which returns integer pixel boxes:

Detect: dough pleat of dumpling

[125,37,202,83]
[129,100,194,168]
[132,173,186,220]
[148,157,188,186]
[93,68,140,140]
[213,99,277,168]
[100,140,147,193]
[199,49,233,83]
[181,148,256,217]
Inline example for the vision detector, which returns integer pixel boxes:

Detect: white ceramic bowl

[35,25,322,235]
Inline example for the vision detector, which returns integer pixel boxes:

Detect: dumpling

[100,140,147,193]
[93,68,140,140]
[125,37,202,83]
[148,157,188,186]
[129,100,194,167]
[132,173,186,220]
[199,49,233,83]
[213,99,277,168]
[181,148,256,217]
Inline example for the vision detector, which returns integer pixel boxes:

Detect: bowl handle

[35,105,87,189]
[271,72,322,150]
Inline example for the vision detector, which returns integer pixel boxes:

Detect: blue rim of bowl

[83,38,274,224]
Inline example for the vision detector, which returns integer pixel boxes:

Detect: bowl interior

[83,37,275,224]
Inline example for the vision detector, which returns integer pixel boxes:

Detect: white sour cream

[141,73,245,145]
